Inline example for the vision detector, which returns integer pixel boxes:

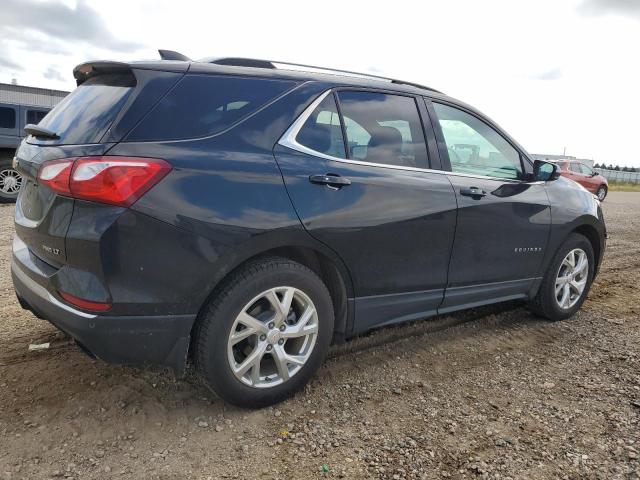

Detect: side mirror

[533,160,559,182]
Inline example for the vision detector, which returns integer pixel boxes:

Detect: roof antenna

[158,50,191,61]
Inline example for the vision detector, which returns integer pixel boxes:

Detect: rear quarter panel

[105,81,351,315]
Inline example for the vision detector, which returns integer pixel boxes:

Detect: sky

[1,0,639,167]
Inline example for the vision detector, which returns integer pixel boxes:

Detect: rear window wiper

[24,124,59,140]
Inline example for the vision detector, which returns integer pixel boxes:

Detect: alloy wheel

[555,248,589,309]
[227,286,319,388]
[597,187,606,201]
[0,168,22,195]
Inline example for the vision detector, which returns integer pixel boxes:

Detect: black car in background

[11,52,606,407]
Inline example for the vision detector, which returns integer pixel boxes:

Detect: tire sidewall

[541,234,595,320]
[197,262,334,408]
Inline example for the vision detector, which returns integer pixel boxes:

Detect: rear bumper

[11,239,195,375]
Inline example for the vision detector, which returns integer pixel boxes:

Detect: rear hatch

[14,63,185,266]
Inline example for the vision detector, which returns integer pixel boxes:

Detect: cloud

[578,0,640,20]
[531,67,563,81]
[0,56,22,71]
[0,0,143,54]
[43,66,66,82]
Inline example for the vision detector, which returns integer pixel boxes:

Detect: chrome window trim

[277,90,338,162]
[277,89,542,185]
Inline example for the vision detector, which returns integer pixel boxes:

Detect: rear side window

[0,107,16,129]
[296,94,346,158]
[35,73,135,145]
[26,109,48,125]
[336,91,428,168]
[128,75,296,141]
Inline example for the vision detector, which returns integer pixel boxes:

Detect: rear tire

[195,257,334,408]
[0,154,22,204]
[529,233,594,321]
[596,185,607,201]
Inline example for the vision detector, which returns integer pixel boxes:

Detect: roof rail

[207,57,442,93]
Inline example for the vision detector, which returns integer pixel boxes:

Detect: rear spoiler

[73,58,190,86]
[73,61,132,86]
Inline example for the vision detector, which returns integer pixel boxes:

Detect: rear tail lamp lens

[38,156,171,207]
[38,159,73,196]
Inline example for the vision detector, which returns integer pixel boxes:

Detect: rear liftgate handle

[459,186,487,199]
[309,173,352,190]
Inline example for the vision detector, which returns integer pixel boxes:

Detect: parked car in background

[555,160,609,201]
[11,52,606,408]
[0,83,69,202]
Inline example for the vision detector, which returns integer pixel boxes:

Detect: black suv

[11,52,606,408]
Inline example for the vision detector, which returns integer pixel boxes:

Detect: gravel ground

[0,192,638,480]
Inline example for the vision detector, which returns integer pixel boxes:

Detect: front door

[274,90,457,333]
[428,100,551,311]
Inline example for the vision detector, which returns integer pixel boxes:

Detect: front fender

[539,177,606,279]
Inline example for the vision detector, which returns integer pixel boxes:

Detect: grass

[608,181,640,192]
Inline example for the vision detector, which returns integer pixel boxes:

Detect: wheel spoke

[560,284,571,308]
[272,344,305,381]
[236,311,268,334]
[265,287,295,325]
[249,361,261,385]
[229,326,256,345]
[570,278,587,294]
[281,305,317,338]
[575,255,588,276]
[233,342,267,379]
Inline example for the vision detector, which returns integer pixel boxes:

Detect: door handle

[460,187,487,198]
[309,174,352,188]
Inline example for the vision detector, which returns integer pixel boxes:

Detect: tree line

[593,163,639,172]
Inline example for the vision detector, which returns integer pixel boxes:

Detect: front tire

[596,185,607,201]
[529,233,594,321]
[0,155,22,203]
[195,257,334,408]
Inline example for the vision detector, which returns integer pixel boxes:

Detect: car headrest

[366,126,403,163]
[368,126,403,148]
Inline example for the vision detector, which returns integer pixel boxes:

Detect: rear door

[275,89,457,333]
[427,100,551,311]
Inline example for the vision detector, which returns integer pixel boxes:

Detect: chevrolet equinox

[11,51,606,407]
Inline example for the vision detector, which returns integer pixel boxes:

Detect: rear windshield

[34,72,135,145]
[126,74,296,141]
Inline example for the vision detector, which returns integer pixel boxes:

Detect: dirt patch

[1,194,639,480]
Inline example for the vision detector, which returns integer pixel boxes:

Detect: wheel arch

[188,236,355,363]
[572,223,604,274]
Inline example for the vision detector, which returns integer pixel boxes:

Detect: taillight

[38,159,73,196]
[37,156,171,207]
